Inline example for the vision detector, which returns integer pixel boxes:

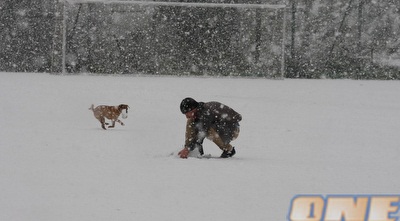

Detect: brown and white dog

[89,104,130,130]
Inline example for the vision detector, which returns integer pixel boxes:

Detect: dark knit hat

[180,97,199,114]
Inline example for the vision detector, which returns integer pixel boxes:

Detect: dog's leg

[108,121,116,128]
[116,119,125,126]
[99,117,107,130]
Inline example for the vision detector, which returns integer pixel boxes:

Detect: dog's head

[118,104,130,119]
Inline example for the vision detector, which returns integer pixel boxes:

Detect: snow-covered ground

[1,72,400,221]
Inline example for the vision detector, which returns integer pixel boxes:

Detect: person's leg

[208,124,240,157]
[231,123,240,141]
[207,127,233,152]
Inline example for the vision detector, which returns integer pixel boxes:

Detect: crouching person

[178,97,242,158]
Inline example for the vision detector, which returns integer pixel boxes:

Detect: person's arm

[184,118,198,150]
[179,119,197,158]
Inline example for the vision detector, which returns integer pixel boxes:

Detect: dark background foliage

[0,0,399,78]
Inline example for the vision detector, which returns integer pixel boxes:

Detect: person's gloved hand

[178,147,189,159]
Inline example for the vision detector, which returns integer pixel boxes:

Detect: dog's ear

[119,104,129,110]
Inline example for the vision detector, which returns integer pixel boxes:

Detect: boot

[220,147,236,158]
[194,143,204,156]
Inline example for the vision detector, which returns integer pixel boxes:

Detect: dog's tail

[89,104,95,111]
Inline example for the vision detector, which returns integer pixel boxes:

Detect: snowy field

[1,72,400,221]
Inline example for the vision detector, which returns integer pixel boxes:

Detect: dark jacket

[185,101,242,150]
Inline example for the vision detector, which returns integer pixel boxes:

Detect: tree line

[0,0,399,79]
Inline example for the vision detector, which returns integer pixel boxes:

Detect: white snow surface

[1,72,400,221]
